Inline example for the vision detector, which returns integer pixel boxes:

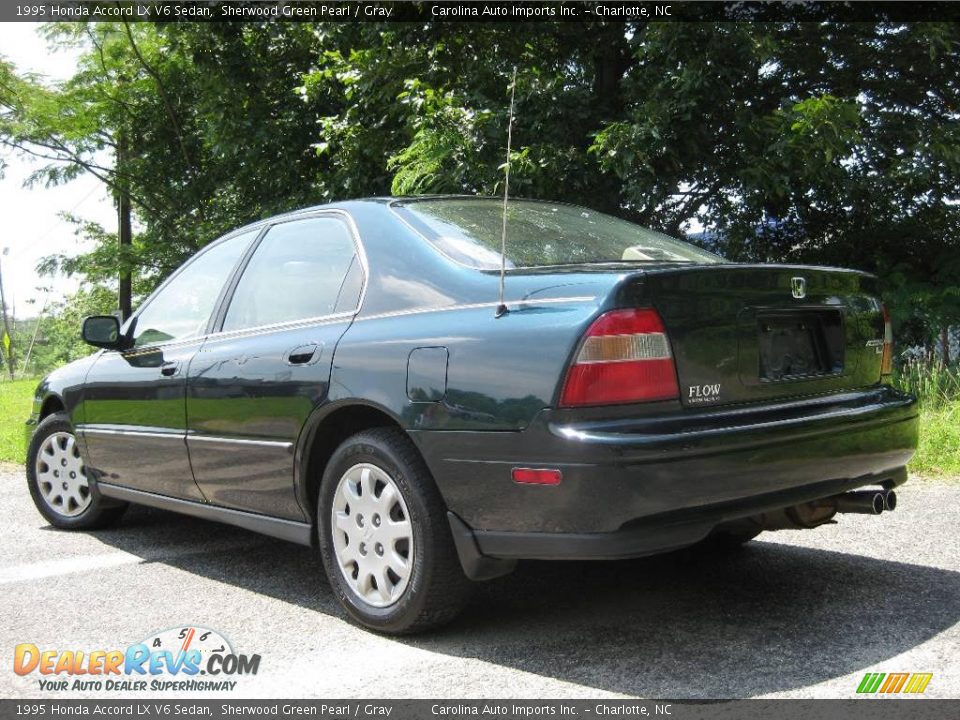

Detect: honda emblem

[791,276,807,299]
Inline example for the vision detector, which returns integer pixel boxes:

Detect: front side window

[131,230,257,347]
[392,198,724,269]
[222,217,358,332]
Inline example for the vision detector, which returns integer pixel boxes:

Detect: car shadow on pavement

[91,504,960,698]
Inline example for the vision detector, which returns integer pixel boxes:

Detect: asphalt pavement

[1,463,957,699]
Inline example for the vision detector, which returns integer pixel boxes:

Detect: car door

[185,213,364,520]
[79,230,259,500]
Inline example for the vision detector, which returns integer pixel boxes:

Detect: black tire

[317,427,473,634]
[26,413,128,530]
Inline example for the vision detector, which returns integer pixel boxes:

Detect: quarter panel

[332,301,599,432]
[29,354,100,460]
[37,353,100,427]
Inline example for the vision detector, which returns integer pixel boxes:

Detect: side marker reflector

[512,468,562,485]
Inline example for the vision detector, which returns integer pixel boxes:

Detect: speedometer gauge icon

[139,626,233,671]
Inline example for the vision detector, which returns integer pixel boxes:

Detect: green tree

[22,285,115,374]
[308,22,959,347]
[4,21,959,361]
[2,22,326,305]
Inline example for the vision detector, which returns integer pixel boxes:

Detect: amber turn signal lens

[881,303,893,377]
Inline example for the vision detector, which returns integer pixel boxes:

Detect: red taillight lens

[881,303,893,376]
[559,308,680,407]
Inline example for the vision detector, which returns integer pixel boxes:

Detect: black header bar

[5,1,960,24]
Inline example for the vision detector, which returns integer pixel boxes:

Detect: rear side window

[222,217,358,332]
[393,198,723,269]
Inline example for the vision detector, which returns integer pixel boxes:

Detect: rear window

[392,198,723,270]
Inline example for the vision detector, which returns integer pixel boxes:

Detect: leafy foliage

[0,21,957,365]
[24,286,115,373]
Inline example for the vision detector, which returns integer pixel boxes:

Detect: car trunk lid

[632,264,886,408]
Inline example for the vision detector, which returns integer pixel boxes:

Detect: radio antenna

[495,67,517,318]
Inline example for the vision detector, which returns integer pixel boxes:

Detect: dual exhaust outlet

[753,488,897,531]
[830,489,897,515]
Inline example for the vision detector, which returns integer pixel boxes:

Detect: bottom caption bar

[3,700,958,719]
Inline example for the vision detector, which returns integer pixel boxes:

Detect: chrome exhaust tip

[833,491,885,515]
[883,490,897,512]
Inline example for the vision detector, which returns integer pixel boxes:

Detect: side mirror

[82,315,124,350]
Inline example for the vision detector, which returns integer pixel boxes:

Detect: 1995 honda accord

[26,197,918,633]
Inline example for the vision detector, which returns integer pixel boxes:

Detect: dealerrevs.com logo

[856,672,933,695]
[14,626,260,693]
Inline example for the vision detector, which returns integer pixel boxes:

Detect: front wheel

[26,413,127,530]
[317,428,473,634]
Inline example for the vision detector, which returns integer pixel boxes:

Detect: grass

[0,378,36,466]
[894,362,960,478]
[911,405,960,477]
[895,360,960,405]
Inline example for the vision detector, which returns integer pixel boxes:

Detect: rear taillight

[559,308,679,407]
[881,303,893,376]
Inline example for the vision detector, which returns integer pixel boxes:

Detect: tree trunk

[941,326,951,367]
[587,27,635,217]
[117,136,133,321]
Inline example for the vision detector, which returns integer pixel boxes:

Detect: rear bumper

[413,385,918,560]
[465,467,907,563]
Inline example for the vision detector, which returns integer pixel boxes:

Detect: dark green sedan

[25,197,918,633]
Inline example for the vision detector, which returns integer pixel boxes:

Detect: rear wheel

[317,428,472,634]
[26,413,127,530]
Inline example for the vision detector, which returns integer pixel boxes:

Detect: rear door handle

[160,361,181,377]
[286,343,319,365]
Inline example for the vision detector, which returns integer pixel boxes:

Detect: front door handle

[286,343,319,365]
[160,361,181,377]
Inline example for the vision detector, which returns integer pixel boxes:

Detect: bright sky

[0,23,116,318]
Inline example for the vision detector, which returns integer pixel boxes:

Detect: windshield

[393,198,723,270]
